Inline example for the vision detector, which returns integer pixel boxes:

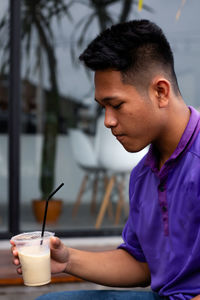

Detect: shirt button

[159,184,165,192]
[162,206,167,212]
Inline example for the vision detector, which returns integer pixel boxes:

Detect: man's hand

[10,236,70,275]
[191,296,200,300]
[49,236,69,274]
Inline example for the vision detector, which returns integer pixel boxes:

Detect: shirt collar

[145,106,200,175]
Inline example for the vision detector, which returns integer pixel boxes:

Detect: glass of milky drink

[11,231,54,286]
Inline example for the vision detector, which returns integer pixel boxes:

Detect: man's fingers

[10,241,18,257]
[13,257,20,266]
[17,266,22,275]
[10,240,15,246]
[12,249,18,257]
[10,241,16,252]
[10,240,22,275]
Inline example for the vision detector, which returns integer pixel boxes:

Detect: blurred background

[0,0,199,239]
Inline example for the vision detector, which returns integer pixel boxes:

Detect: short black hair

[79,19,180,94]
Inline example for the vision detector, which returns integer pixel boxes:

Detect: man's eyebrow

[94,96,119,104]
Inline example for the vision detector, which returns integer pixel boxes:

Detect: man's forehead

[94,69,122,83]
[94,70,140,103]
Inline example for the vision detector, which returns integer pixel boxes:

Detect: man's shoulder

[188,129,200,159]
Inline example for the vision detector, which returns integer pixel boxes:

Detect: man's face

[94,69,163,152]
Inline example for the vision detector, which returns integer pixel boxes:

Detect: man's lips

[112,133,126,142]
[112,131,124,137]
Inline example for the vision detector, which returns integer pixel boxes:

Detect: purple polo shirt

[119,106,200,299]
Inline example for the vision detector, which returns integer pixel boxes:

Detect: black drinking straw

[40,183,64,245]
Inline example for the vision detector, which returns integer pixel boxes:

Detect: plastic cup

[11,231,54,286]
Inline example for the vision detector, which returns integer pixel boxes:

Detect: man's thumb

[50,236,61,249]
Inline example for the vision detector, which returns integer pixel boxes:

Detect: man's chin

[120,142,146,153]
[120,143,140,153]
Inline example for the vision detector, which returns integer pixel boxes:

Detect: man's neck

[155,102,190,170]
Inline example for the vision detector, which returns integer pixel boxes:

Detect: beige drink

[18,245,50,286]
[11,231,54,287]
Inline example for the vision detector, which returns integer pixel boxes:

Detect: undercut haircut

[79,19,180,95]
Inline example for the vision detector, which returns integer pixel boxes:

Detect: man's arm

[11,237,151,288]
[66,246,150,287]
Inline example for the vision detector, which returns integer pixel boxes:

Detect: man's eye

[113,103,122,109]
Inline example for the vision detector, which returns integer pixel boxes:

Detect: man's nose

[104,109,117,128]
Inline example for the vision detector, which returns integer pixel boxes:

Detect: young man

[11,20,200,299]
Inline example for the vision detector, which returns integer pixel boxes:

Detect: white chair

[95,115,149,228]
[68,129,106,217]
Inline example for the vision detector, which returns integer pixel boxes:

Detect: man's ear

[151,77,170,108]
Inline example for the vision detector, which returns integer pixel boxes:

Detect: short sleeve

[118,216,146,262]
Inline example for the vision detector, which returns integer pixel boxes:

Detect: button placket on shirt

[158,181,169,235]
